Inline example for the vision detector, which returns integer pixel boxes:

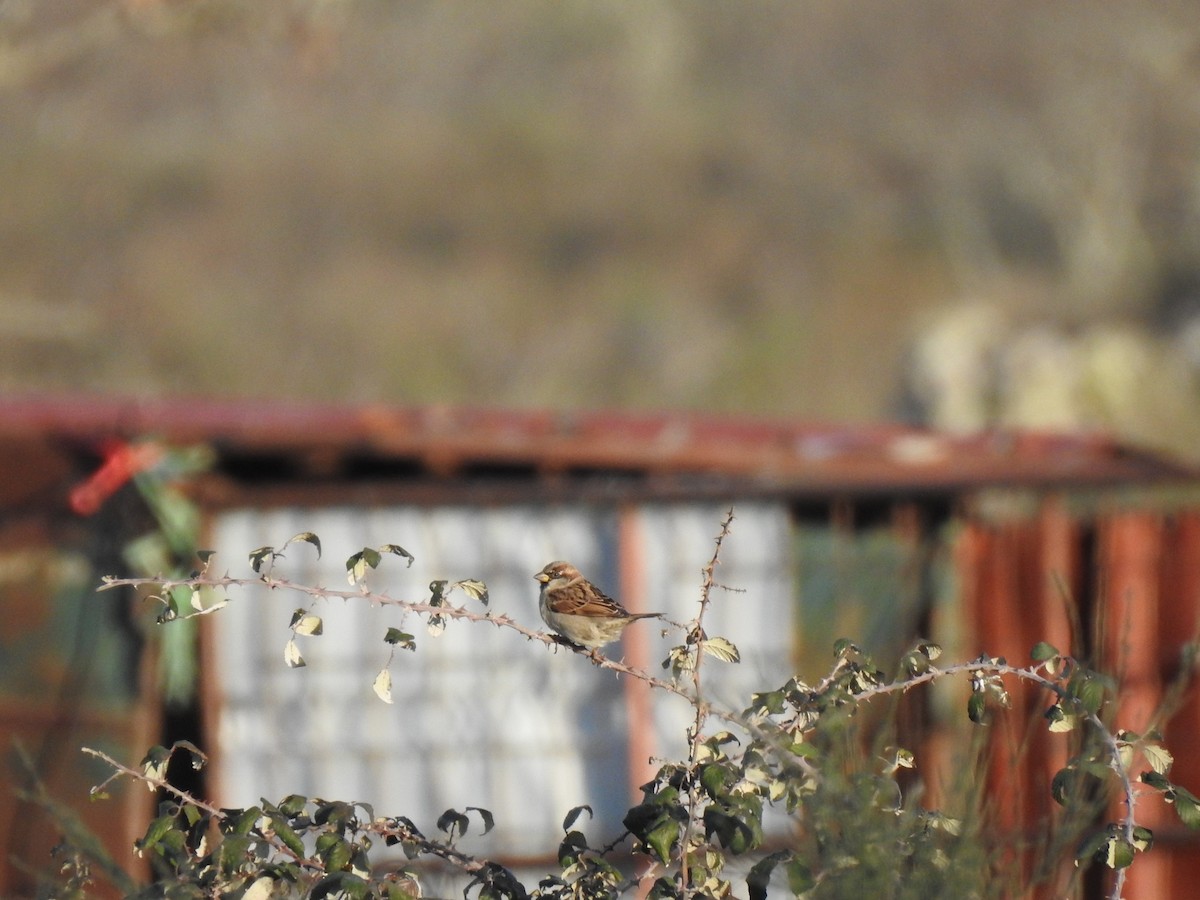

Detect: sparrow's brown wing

[549,579,630,619]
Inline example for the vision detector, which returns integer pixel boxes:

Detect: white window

[207,502,795,860]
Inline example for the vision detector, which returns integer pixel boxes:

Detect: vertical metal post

[1100,512,1168,900]
[618,504,656,806]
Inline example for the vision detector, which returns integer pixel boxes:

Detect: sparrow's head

[536,560,579,584]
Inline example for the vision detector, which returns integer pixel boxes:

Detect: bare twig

[81,746,225,819]
[678,507,735,898]
[100,571,718,708]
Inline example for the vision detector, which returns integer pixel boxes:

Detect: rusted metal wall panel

[1155,513,1200,895]
[1097,513,1169,898]
[957,501,1200,900]
[0,530,155,898]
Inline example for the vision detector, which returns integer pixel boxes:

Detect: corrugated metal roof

[0,394,1194,511]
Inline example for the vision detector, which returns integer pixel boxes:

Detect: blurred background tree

[2,0,1199,455]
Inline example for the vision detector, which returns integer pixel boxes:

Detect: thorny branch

[82,746,505,882]
[679,507,735,898]
[98,570,709,706]
[82,747,224,820]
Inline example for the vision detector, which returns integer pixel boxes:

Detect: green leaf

[699,763,731,799]
[314,801,357,832]
[384,628,416,650]
[1031,641,1059,661]
[1053,767,1104,806]
[789,741,818,759]
[180,802,204,827]
[1076,676,1106,715]
[228,806,263,835]
[748,690,785,716]
[316,833,353,872]
[558,830,588,867]
[1106,837,1135,869]
[832,638,859,657]
[156,596,179,624]
[1142,742,1174,775]
[914,640,941,660]
[886,746,915,771]
[382,872,422,900]
[311,872,370,899]
[373,668,393,704]
[747,850,791,900]
[249,546,275,573]
[346,548,382,585]
[218,834,252,875]
[346,554,368,584]
[1044,703,1080,733]
[1172,787,1200,828]
[1065,669,1113,715]
[1132,825,1154,852]
[704,806,758,854]
[1074,829,1109,865]
[292,612,324,636]
[268,816,306,857]
[645,817,679,865]
[967,692,987,724]
[901,650,929,676]
[287,532,322,559]
[1140,770,1171,791]
[926,811,963,835]
[786,859,814,893]
[379,544,415,567]
[662,645,696,677]
[647,877,679,900]
[467,806,495,835]
[284,638,305,668]
[278,794,308,817]
[623,800,682,865]
[192,596,229,617]
[184,586,202,612]
[437,809,469,839]
[140,745,171,783]
[707,731,740,749]
[562,805,592,832]
[701,637,740,663]
[451,579,490,605]
[137,815,176,852]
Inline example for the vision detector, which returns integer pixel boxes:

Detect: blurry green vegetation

[1,1,1199,431]
[795,524,939,682]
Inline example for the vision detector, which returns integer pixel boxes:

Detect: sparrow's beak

[535,572,550,584]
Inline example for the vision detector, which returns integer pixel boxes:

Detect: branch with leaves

[99,532,721,711]
[72,516,1200,900]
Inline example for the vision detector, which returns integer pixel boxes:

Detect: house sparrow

[535,560,662,651]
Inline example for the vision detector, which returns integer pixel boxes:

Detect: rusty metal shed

[1,394,1198,898]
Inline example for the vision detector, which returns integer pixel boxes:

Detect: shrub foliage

[52,511,1200,899]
